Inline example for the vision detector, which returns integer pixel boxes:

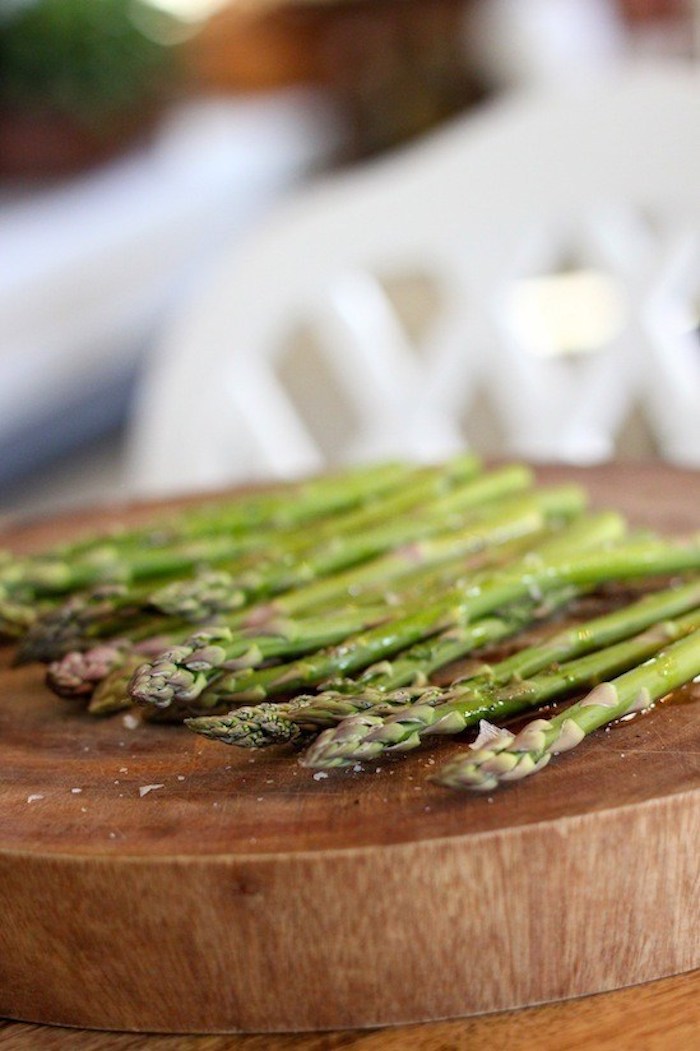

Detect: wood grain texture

[5,966,700,1049]
[1,464,699,1034]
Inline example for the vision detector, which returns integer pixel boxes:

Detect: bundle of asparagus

[2,454,699,795]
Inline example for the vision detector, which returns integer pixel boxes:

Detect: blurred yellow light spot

[507,269,627,358]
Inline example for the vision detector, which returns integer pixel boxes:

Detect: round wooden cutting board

[1,464,700,1034]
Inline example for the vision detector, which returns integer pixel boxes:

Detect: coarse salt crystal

[176,775,185,781]
[313,771,329,781]
[138,784,164,798]
[122,713,139,730]
[71,788,82,794]
[27,794,44,804]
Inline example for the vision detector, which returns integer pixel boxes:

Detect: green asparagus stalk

[300,604,700,768]
[148,461,526,622]
[129,491,579,712]
[190,577,700,753]
[87,653,151,715]
[174,459,456,535]
[39,500,571,697]
[233,500,548,625]
[46,640,133,699]
[46,634,174,699]
[16,582,169,664]
[187,528,697,708]
[43,527,556,703]
[0,583,50,637]
[31,459,428,562]
[320,509,629,696]
[268,452,483,544]
[184,600,571,748]
[1,531,281,599]
[129,604,396,710]
[61,506,605,710]
[216,466,552,600]
[435,624,700,792]
[2,458,481,623]
[3,461,526,645]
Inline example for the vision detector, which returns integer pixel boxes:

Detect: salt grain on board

[138,784,164,798]
[71,788,82,794]
[122,713,139,730]
[27,794,44,804]
[313,772,328,781]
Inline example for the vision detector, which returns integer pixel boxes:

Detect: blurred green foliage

[0,0,180,129]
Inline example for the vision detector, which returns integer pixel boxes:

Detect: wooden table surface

[4,968,700,1050]
[2,463,699,1048]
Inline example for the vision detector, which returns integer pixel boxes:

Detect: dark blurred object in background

[0,0,182,176]
[319,0,482,159]
[186,0,482,160]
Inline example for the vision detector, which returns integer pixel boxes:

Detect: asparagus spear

[81,510,610,715]
[43,510,571,703]
[435,624,700,792]
[129,492,578,712]
[46,641,133,699]
[147,463,530,621]
[87,653,152,716]
[41,529,550,703]
[213,465,544,600]
[129,604,397,710]
[300,604,700,768]
[320,508,628,695]
[173,458,466,536]
[184,600,570,748]
[191,577,700,753]
[1,458,481,629]
[184,530,699,708]
[232,494,554,625]
[30,459,429,562]
[4,461,525,647]
[23,482,537,661]
[47,635,174,700]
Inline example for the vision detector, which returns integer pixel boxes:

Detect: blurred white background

[1,0,697,518]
